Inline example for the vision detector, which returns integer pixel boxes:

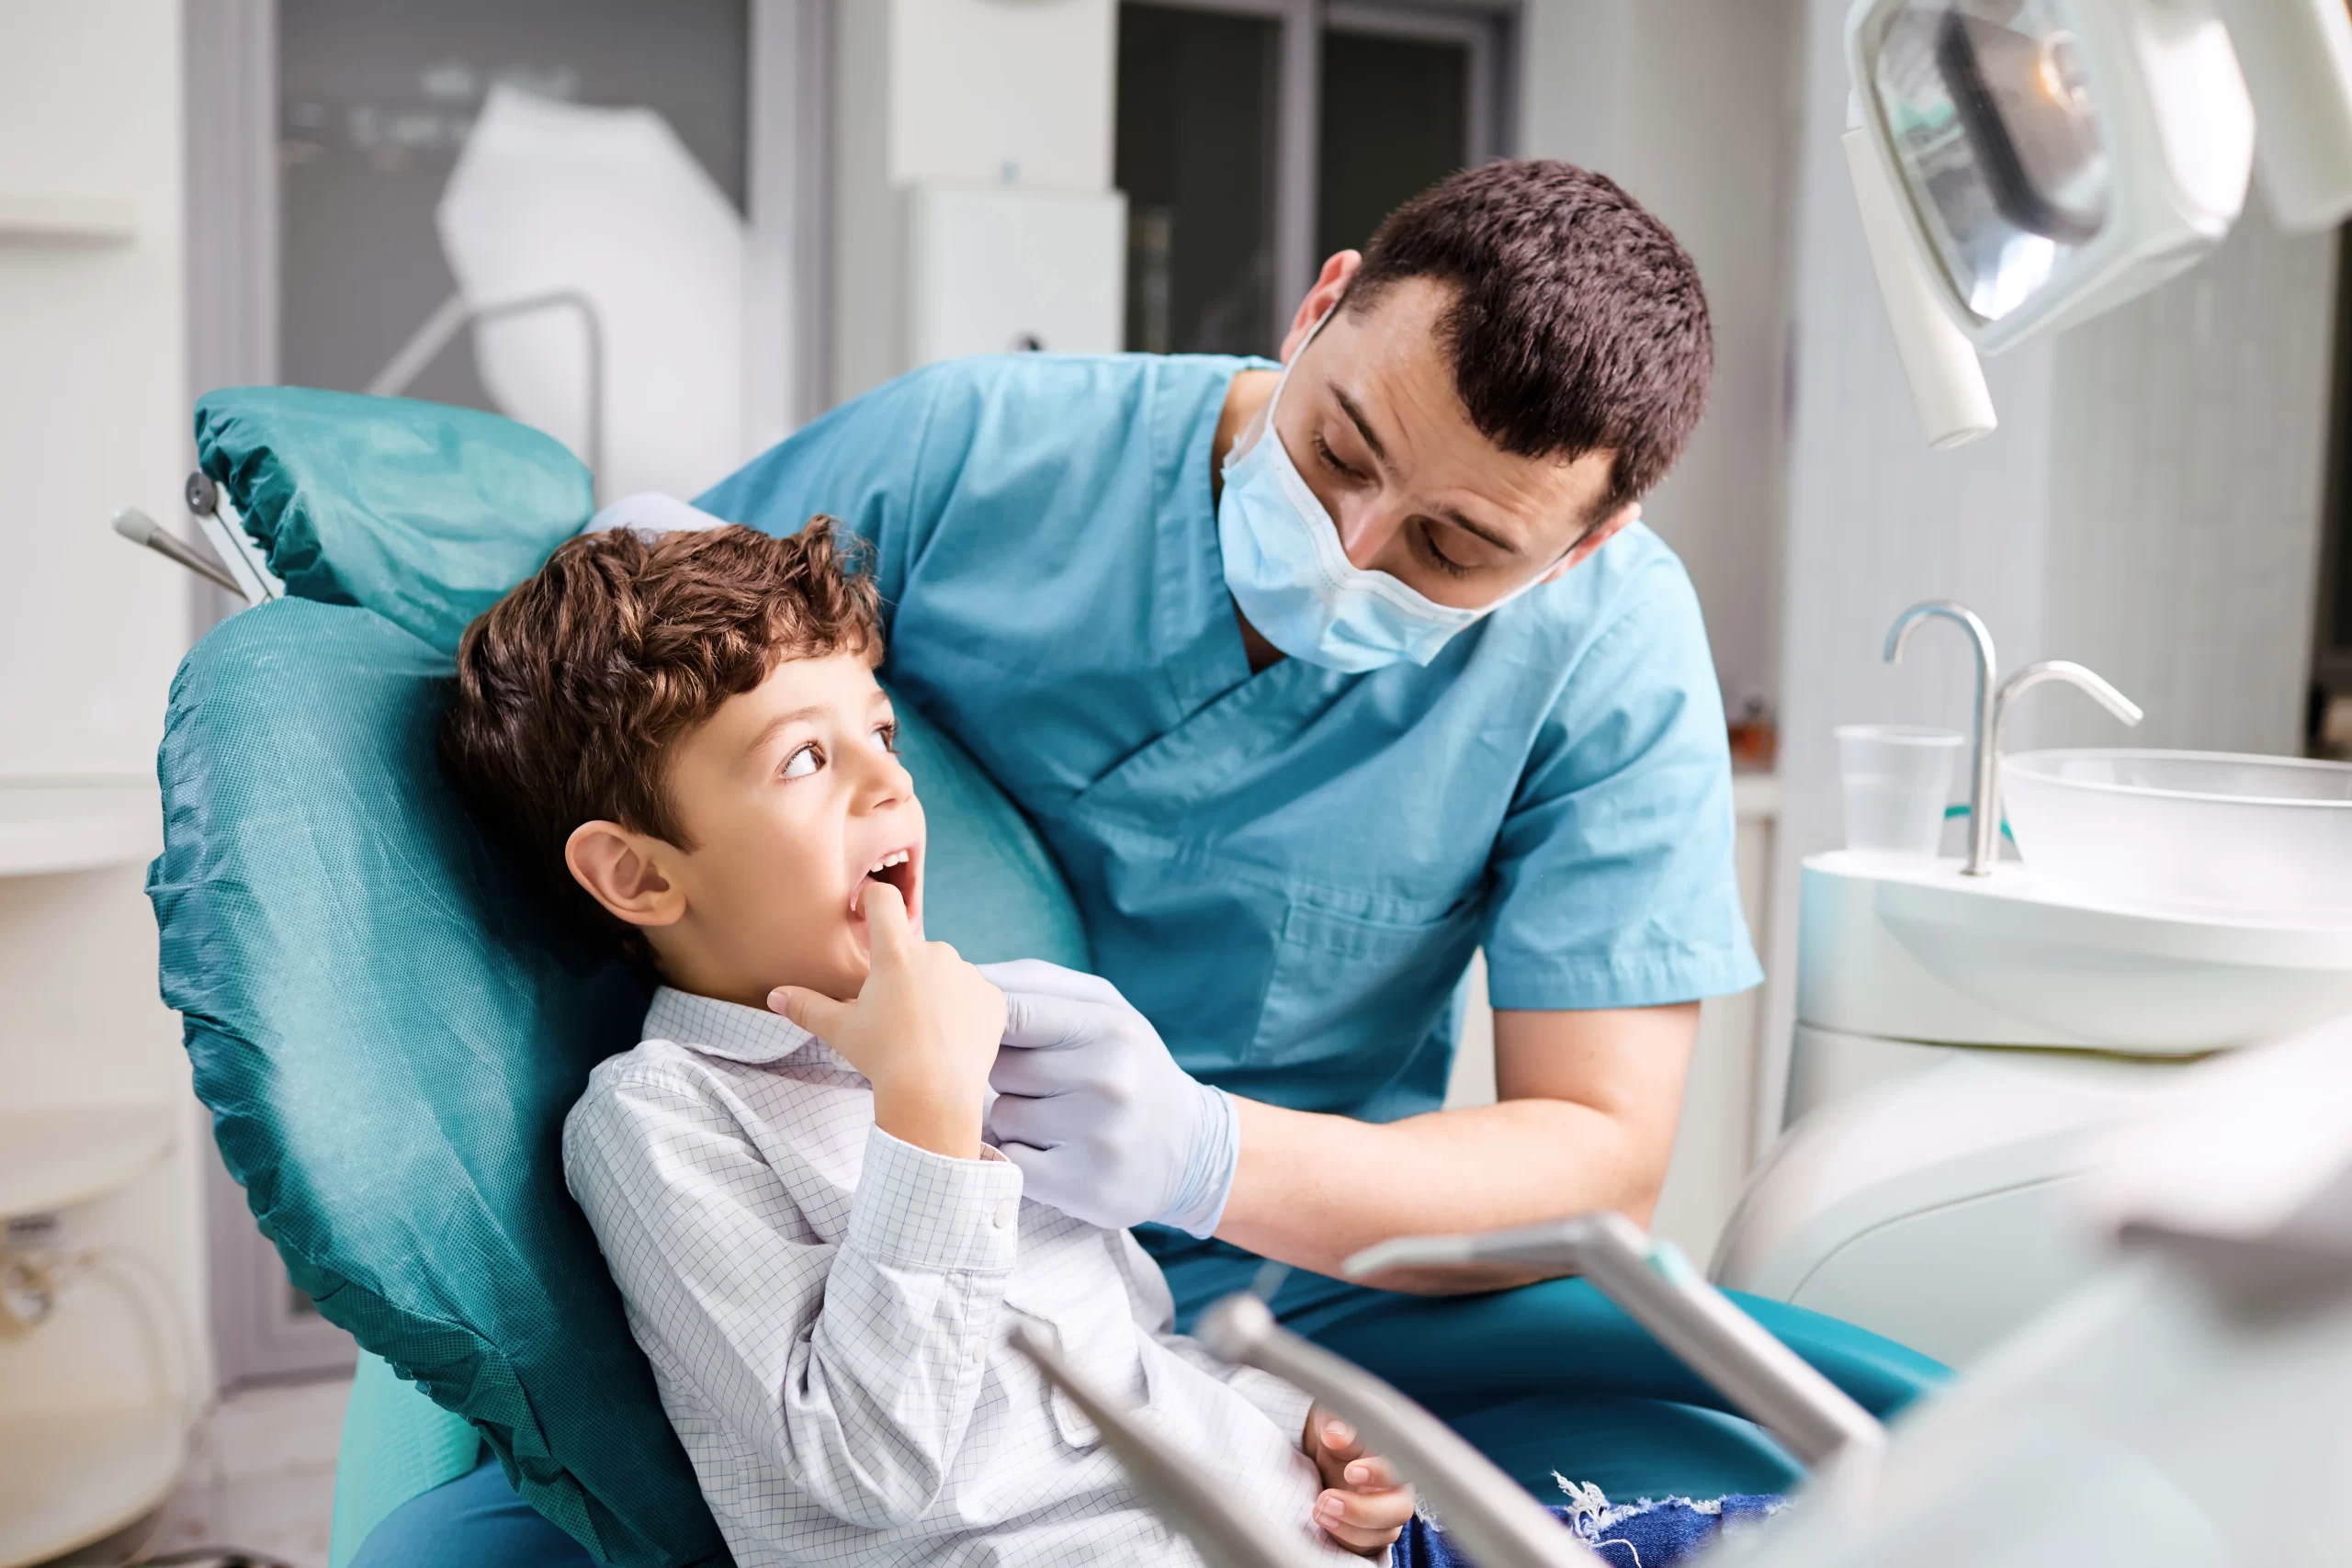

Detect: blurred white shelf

[0,1403,185,1567]
[0,193,138,245]
[0,783,162,876]
[0,1100,176,1218]
[1733,770,1781,821]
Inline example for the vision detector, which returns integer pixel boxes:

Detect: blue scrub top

[698,353,1759,1126]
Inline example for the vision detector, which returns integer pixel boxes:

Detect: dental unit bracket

[1014,1210,1894,1568]
[180,470,284,605]
[1010,1322,1357,1568]
[110,506,242,597]
[1346,1213,1886,1470]
[1883,601,2143,876]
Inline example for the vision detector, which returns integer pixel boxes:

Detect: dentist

[717,159,1792,1443]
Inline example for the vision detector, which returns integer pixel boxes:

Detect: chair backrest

[157,389,1089,1565]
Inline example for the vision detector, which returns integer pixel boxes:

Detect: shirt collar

[642,986,834,1067]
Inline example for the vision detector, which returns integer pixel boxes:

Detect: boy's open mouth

[850,844,922,930]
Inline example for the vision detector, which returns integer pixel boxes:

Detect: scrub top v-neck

[697,353,1759,1128]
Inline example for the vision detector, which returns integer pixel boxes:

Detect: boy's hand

[1302,1407,1414,1557]
[771,882,1005,1160]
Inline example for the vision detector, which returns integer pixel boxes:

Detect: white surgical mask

[1216,313,1547,672]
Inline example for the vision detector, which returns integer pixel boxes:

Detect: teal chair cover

[159,389,1090,1568]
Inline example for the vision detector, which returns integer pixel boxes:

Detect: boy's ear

[565,820,687,928]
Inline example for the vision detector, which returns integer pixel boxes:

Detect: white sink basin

[1799,852,2352,1052]
[2003,750,2352,919]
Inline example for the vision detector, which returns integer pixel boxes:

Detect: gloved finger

[995,1141,1079,1203]
[988,1042,1087,1097]
[995,989,1111,1053]
[975,959,1125,1006]
[984,1092,1091,1150]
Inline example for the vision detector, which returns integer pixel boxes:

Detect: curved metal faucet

[1883,601,2000,874]
[1881,604,2144,876]
[1996,660,2144,745]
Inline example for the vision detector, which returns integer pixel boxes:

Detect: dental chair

[151,386,1944,1567]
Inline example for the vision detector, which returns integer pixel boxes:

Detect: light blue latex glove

[979,959,1238,1236]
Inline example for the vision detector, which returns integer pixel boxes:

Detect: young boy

[441,521,1413,1567]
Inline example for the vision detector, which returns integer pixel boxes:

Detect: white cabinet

[0,787,206,1568]
[902,184,1128,366]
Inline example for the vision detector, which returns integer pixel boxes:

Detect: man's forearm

[1214,1095,1666,1293]
[1211,1002,1700,1293]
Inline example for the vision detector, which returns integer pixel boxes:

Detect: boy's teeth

[864,850,910,875]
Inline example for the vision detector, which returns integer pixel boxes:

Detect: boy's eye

[781,742,823,780]
[874,720,899,753]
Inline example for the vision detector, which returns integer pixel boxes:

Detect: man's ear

[1278,250,1363,362]
[564,820,687,929]
[1542,502,1643,583]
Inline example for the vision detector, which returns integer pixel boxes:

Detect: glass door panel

[1114,3,1283,355]
[1317,26,1471,257]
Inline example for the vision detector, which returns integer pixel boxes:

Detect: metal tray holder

[1012,1212,1885,1568]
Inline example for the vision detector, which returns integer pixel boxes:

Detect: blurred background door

[1115,0,1515,356]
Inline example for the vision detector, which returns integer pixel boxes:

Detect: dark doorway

[1114,4,1283,355]
[1317,27,1471,259]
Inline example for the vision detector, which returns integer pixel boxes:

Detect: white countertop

[0,782,162,877]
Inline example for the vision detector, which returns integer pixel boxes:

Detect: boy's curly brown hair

[441,518,883,934]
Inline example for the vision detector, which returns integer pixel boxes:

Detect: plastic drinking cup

[1837,725,1963,858]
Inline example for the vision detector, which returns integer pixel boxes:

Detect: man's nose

[1334,502,1407,570]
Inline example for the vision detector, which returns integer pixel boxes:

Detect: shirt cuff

[845,1124,1025,1274]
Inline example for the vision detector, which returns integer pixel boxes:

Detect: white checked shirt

[564,987,1354,1568]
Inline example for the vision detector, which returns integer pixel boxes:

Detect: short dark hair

[1348,160,1712,513]
[442,520,882,936]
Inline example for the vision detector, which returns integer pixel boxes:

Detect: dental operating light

[1845,0,2352,446]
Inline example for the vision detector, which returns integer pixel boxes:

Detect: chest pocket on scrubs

[1247,896,1481,1071]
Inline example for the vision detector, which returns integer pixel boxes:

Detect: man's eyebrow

[1431,505,1525,558]
[1331,386,1391,468]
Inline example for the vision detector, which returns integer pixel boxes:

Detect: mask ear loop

[1231,299,1343,471]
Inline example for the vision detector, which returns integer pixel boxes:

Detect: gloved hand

[978,959,1238,1236]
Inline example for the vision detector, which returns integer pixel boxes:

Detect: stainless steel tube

[1347,1213,1885,1470]
[1883,600,1999,874]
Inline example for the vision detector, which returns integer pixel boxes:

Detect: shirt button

[968,1338,987,1367]
[992,1200,1015,1231]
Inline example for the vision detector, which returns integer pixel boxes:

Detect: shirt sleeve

[1480,552,1763,1011]
[565,1067,1023,1531]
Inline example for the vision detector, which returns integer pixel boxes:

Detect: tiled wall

[2040,205,2337,755]
[1520,0,1806,715]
